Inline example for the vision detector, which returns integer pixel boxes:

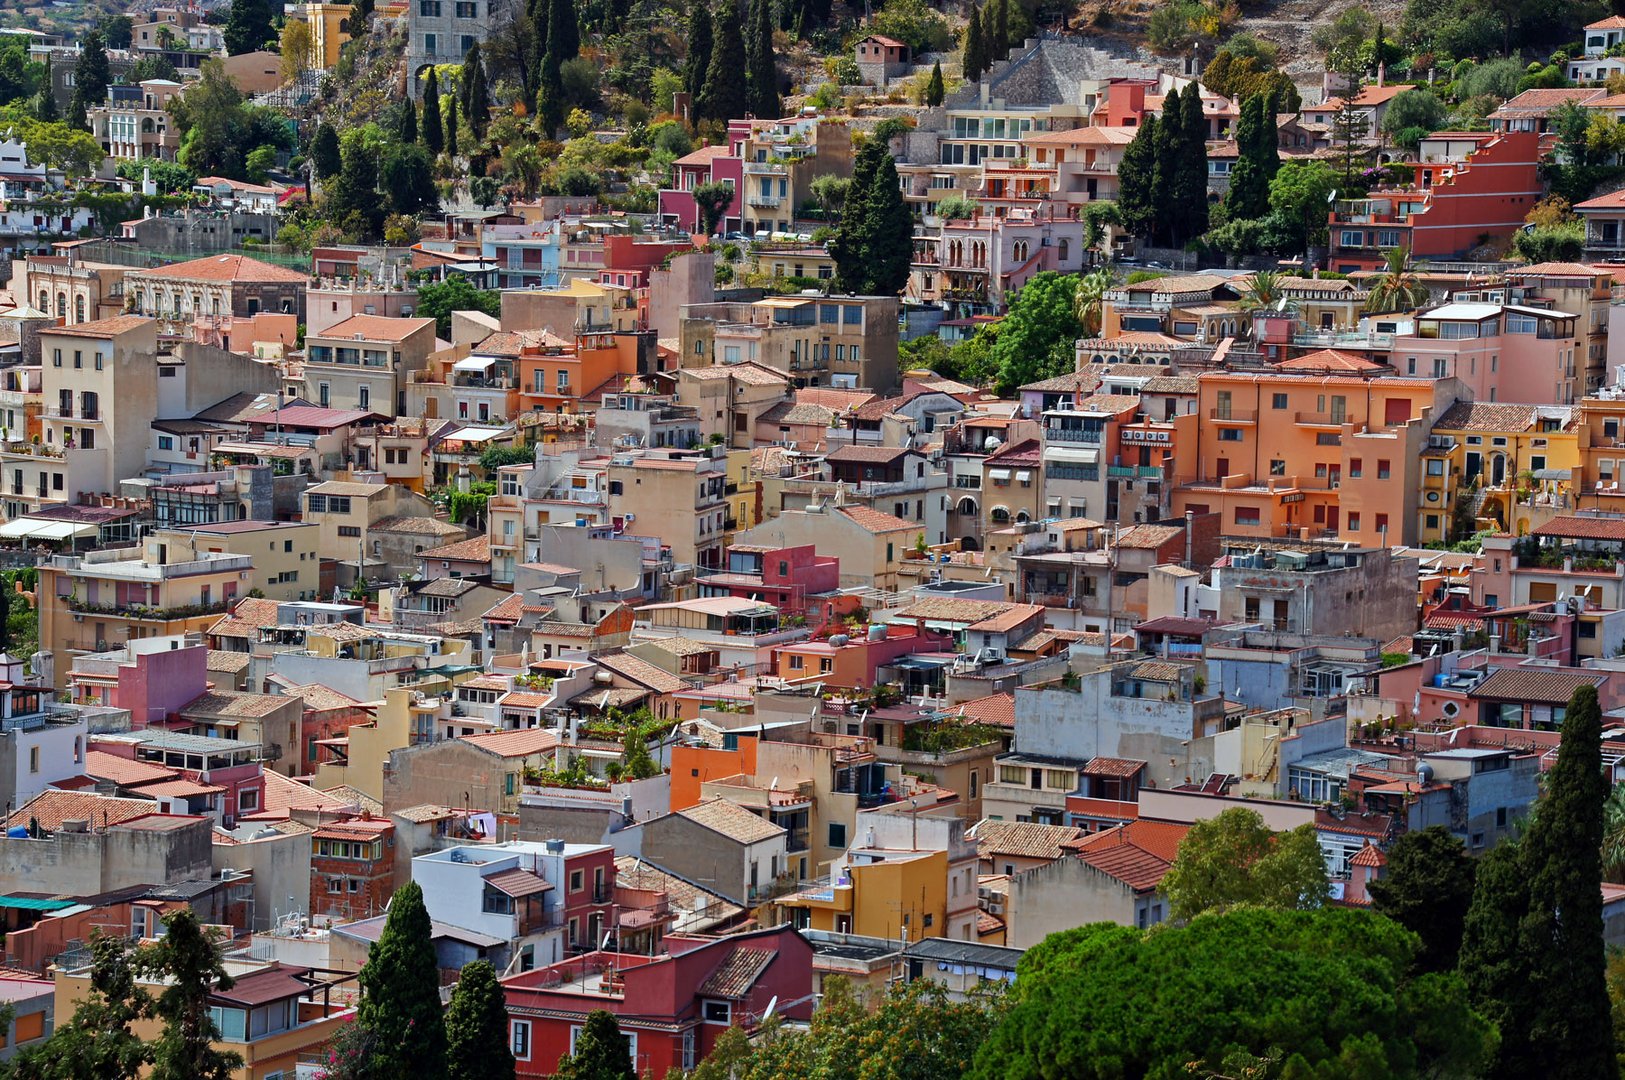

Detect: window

[1272,393,1288,410]
[1426,459,1444,476]
[1377,460,1391,479]
[1348,458,1362,478]
[828,822,847,847]
[570,869,584,892]
[1218,428,1242,442]
[1348,513,1361,531]
[1045,769,1071,790]
[1234,507,1260,525]
[28,746,38,773]
[239,788,260,812]
[511,1020,531,1061]
[1269,459,1285,476]
[455,0,476,13]
[1315,433,1340,446]
[158,436,174,451]
[703,1000,732,1024]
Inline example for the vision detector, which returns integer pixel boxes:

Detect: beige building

[300,479,441,586]
[19,253,129,326]
[126,254,309,337]
[678,295,901,392]
[737,501,919,592]
[154,520,321,602]
[37,540,254,688]
[605,448,730,571]
[313,686,445,803]
[734,114,854,237]
[87,78,185,162]
[675,362,791,448]
[303,314,438,416]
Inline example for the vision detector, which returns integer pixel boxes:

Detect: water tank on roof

[983,436,1003,452]
[829,634,850,647]
[5,827,26,839]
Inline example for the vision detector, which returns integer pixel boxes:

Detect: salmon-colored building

[1327,130,1543,271]
[1390,302,1586,406]
[1171,370,1461,546]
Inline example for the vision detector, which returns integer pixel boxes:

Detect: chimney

[1377,62,1385,87]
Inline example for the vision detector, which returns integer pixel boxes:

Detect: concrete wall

[1013,679,1218,789]
[1003,855,1143,948]
[622,813,785,905]
[383,740,526,817]
[0,818,212,896]
[213,827,315,931]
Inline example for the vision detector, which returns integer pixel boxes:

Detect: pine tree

[925,61,945,106]
[746,0,779,118]
[1176,80,1209,242]
[11,934,149,1077]
[684,4,712,119]
[547,0,580,63]
[1515,683,1613,1077]
[963,4,985,82]
[462,43,489,139]
[1367,826,1477,974]
[556,1010,635,1080]
[445,93,459,158]
[422,70,444,155]
[1117,113,1158,241]
[445,961,515,1080]
[311,122,342,179]
[138,911,242,1080]
[355,882,449,1079]
[69,29,109,132]
[699,2,748,126]
[862,149,913,296]
[830,137,882,292]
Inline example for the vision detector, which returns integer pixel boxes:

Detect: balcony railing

[747,193,783,208]
[1047,427,1103,444]
[65,597,231,621]
[1208,408,1257,423]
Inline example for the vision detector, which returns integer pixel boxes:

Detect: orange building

[1171,371,1461,547]
[669,737,759,811]
[510,330,644,414]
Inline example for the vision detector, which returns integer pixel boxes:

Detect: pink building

[1391,302,1584,405]
[658,146,742,235]
[66,640,210,726]
[696,543,840,618]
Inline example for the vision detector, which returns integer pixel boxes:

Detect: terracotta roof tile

[457,728,561,758]
[1434,401,1537,433]
[678,798,785,844]
[129,254,309,284]
[969,820,1083,860]
[1469,666,1606,704]
[834,505,918,534]
[594,651,689,694]
[698,947,775,998]
[83,751,176,788]
[419,535,492,562]
[1531,516,1625,542]
[953,693,1015,729]
[6,791,158,831]
[1074,818,1190,863]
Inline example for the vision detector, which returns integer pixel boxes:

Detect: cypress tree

[1177,80,1209,242]
[547,0,580,63]
[1515,683,1613,1077]
[69,29,109,132]
[981,0,1001,72]
[684,4,712,120]
[462,43,489,139]
[36,68,58,123]
[1461,840,1531,1079]
[992,0,1009,53]
[1224,95,1264,221]
[830,137,882,292]
[1117,113,1158,241]
[925,61,945,106]
[445,961,515,1080]
[699,2,748,126]
[311,122,342,179]
[423,69,444,155]
[963,4,985,82]
[538,50,566,137]
[1151,91,1183,246]
[862,149,913,295]
[399,98,417,145]
[746,0,779,118]
[557,1010,635,1080]
[355,882,448,1079]
[445,93,459,158]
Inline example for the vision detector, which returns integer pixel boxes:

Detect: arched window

[56,293,66,318]
[990,506,1011,524]
[1057,238,1070,261]
[74,296,85,323]
[1015,510,1031,524]
[38,291,47,312]
[957,496,978,516]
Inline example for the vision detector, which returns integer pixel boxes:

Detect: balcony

[1208,408,1257,424]
[43,406,101,422]
[65,597,232,621]
[1047,427,1103,444]
[747,193,783,209]
[743,161,789,176]
[0,440,64,459]
[1294,412,1351,428]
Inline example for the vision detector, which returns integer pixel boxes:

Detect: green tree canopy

[1160,806,1330,922]
[1116,113,1157,240]
[381,143,439,216]
[683,4,712,111]
[310,122,342,179]
[988,271,1081,395]
[354,881,448,1079]
[970,908,1496,1080]
[68,29,109,131]
[224,0,277,55]
[1367,825,1476,973]
[555,1009,634,1080]
[445,961,515,1080]
[698,2,748,129]
[1267,159,1339,257]
[418,276,502,337]
[11,933,149,1077]
[137,910,241,1080]
[422,70,444,155]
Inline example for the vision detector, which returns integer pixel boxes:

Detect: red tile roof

[835,505,918,534]
[129,253,309,284]
[458,728,560,758]
[698,947,775,998]
[1074,818,1189,863]
[1077,840,1171,891]
[485,868,553,898]
[1275,349,1384,373]
[83,750,176,788]
[1532,516,1625,541]
[953,693,1015,729]
[419,535,491,562]
[6,791,158,831]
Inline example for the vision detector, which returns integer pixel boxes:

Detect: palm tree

[1365,246,1431,314]
[1238,269,1287,313]
[1074,267,1118,338]
[1604,783,1625,883]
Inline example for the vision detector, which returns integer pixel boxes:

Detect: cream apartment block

[678,295,900,392]
[302,314,438,416]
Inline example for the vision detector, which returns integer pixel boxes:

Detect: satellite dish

[762,996,778,1020]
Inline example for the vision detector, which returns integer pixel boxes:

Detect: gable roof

[128,253,309,284]
[834,505,918,534]
[968,819,1084,861]
[419,535,491,562]
[7,791,158,831]
[457,728,561,758]
[677,798,785,844]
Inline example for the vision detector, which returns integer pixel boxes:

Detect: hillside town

[0,0,1620,1075]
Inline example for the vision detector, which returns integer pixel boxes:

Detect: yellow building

[154,521,321,602]
[725,448,761,541]
[776,849,949,940]
[301,2,352,68]
[312,685,448,802]
[54,955,354,1080]
[1419,401,1578,543]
